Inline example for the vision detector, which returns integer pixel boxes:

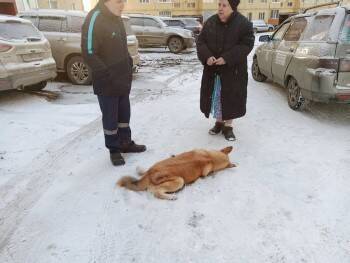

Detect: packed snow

[0,37,350,262]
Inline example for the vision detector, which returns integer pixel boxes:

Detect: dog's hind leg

[150,177,185,200]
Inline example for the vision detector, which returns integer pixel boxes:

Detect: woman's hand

[214,57,226,65]
[206,56,216,66]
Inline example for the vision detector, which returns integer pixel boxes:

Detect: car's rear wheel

[251,57,267,82]
[287,77,307,110]
[168,36,184,54]
[24,81,47,91]
[67,56,92,85]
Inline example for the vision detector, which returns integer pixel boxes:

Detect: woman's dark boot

[222,126,236,141]
[209,122,224,135]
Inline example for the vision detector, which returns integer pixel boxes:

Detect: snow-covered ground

[1,38,350,262]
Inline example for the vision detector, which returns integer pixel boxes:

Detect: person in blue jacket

[81,0,146,166]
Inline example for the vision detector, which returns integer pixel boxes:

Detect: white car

[252,20,270,33]
[0,15,56,91]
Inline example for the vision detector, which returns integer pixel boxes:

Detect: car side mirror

[259,35,271,42]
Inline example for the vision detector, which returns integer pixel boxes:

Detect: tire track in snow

[0,117,101,252]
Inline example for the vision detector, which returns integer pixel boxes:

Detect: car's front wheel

[251,57,267,82]
[24,81,47,91]
[168,36,184,54]
[287,77,307,110]
[67,56,92,85]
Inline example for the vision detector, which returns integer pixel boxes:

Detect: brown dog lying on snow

[117,146,236,200]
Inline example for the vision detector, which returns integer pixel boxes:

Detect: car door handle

[58,37,67,41]
[289,48,295,52]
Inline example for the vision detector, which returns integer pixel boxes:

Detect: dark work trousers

[97,94,131,153]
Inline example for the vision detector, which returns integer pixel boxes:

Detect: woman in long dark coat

[196,0,254,141]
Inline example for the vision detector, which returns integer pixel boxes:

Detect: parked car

[251,6,350,110]
[161,17,202,39]
[0,15,56,91]
[127,14,195,53]
[19,10,140,85]
[252,20,270,33]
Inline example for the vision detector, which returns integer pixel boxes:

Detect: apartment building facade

[87,0,350,23]
[15,0,84,11]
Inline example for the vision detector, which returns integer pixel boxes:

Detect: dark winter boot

[110,152,125,166]
[209,122,224,135]
[120,141,146,153]
[222,126,236,141]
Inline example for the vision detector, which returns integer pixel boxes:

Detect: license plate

[22,53,43,62]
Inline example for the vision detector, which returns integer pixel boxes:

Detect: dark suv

[252,5,350,110]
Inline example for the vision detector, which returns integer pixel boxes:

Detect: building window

[49,0,58,8]
[159,11,171,16]
[139,0,149,3]
[259,12,265,20]
[271,9,279,19]
[187,2,195,8]
[271,0,280,2]
[173,2,180,7]
[260,0,267,2]
[159,0,172,2]
[287,1,293,6]
[71,3,75,9]
[247,12,252,21]
[248,0,253,3]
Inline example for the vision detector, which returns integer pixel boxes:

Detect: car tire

[66,56,92,85]
[251,57,267,82]
[168,36,184,54]
[287,77,307,110]
[24,81,47,91]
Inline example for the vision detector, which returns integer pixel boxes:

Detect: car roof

[19,9,87,17]
[0,14,32,23]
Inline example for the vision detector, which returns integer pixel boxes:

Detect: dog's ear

[221,146,233,154]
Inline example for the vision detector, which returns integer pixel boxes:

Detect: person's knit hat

[228,0,240,10]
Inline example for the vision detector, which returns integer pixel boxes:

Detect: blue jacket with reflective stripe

[81,2,132,96]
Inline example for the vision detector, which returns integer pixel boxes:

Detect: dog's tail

[117,175,149,191]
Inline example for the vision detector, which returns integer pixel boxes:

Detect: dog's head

[208,146,236,171]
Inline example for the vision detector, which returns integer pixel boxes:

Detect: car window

[0,21,42,41]
[69,16,85,33]
[340,14,350,43]
[181,18,200,26]
[122,18,134,35]
[283,18,307,41]
[38,16,64,32]
[129,17,143,26]
[166,20,184,27]
[272,23,290,41]
[302,15,334,41]
[144,18,160,28]
[19,15,38,27]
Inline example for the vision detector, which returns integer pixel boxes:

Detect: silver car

[128,14,195,53]
[252,6,350,110]
[19,10,141,85]
[0,15,56,91]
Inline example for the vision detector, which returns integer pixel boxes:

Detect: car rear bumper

[0,58,57,91]
[304,68,350,103]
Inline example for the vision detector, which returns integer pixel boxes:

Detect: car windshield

[122,18,134,35]
[340,14,350,43]
[0,21,42,41]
